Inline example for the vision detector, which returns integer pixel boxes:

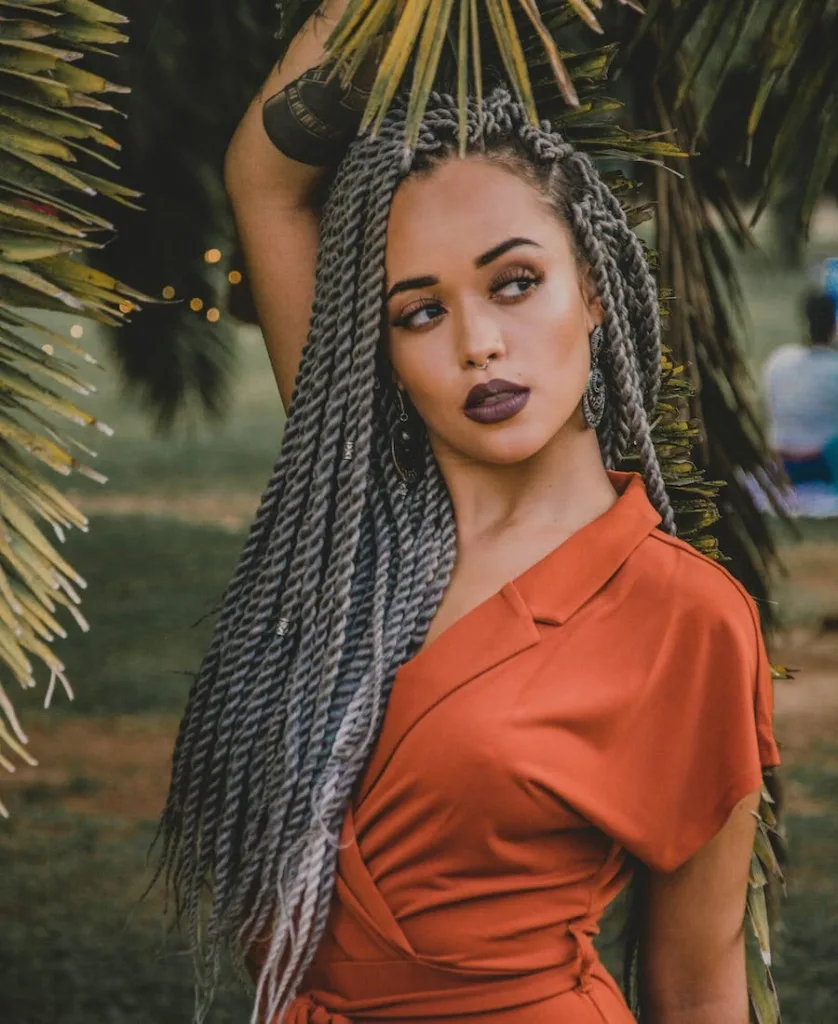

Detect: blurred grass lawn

[1,209,838,1022]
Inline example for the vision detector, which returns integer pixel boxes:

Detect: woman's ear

[579,263,605,328]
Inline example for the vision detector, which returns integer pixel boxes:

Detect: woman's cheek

[533,278,588,337]
[413,378,456,430]
[400,332,454,391]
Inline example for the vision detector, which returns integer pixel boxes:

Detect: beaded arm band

[262,62,373,167]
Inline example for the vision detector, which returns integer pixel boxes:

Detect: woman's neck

[432,425,616,548]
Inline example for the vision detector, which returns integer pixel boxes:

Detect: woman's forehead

[385,158,569,275]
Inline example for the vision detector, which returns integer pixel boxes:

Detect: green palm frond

[615,0,838,236]
[0,0,140,815]
[608,8,801,614]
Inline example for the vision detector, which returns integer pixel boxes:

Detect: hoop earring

[582,325,606,430]
[390,388,424,487]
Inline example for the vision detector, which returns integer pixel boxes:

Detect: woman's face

[384,156,603,469]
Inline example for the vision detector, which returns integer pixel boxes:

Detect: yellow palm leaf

[326,0,631,145]
[63,0,129,24]
[404,0,457,148]
[363,0,434,135]
[0,0,136,767]
[456,0,470,153]
[485,0,538,125]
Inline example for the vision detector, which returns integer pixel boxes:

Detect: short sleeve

[603,563,781,873]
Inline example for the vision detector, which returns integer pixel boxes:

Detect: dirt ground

[772,540,838,761]
[4,714,179,821]
[66,490,263,533]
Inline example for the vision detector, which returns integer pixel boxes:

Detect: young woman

[156,3,780,1022]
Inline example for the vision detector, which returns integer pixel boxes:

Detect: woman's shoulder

[626,526,761,640]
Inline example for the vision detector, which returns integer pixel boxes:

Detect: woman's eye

[491,271,542,301]
[392,299,445,330]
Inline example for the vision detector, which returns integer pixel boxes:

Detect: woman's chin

[432,410,580,468]
[461,425,565,467]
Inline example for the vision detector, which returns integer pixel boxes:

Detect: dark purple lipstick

[464,378,530,424]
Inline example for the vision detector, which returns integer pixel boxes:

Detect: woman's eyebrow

[475,236,541,267]
[386,275,438,301]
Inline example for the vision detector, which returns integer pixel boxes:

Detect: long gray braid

[154,87,675,1024]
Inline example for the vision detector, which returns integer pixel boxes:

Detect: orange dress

[267,471,780,1023]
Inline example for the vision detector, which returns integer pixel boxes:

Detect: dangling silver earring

[390,388,423,486]
[582,325,606,430]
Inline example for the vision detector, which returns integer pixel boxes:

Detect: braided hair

[154,87,675,1024]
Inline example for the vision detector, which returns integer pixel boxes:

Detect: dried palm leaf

[324,0,645,144]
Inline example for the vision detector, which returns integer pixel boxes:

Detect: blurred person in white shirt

[763,292,838,485]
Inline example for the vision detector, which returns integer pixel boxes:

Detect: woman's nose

[458,303,506,370]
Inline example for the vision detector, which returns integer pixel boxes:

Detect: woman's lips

[463,379,530,424]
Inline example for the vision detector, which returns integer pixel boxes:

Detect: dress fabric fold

[250,472,781,1023]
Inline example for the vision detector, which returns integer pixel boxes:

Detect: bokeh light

[189,298,204,312]
[228,270,242,285]
[162,285,176,299]
[70,324,84,339]
[206,308,220,323]
[204,248,222,264]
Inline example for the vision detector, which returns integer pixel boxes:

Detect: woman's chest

[354,608,656,867]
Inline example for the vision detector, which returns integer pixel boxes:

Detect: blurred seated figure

[763,292,838,496]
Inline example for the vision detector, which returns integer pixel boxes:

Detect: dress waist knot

[284,994,352,1024]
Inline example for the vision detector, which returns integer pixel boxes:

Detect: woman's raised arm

[224,0,350,409]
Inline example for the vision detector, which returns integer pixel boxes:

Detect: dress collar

[514,470,662,626]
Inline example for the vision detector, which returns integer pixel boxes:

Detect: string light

[189,298,204,312]
[228,270,242,285]
[162,285,176,299]
[206,308,220,323]
[70,324,84,339]
[204,248,222,264]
